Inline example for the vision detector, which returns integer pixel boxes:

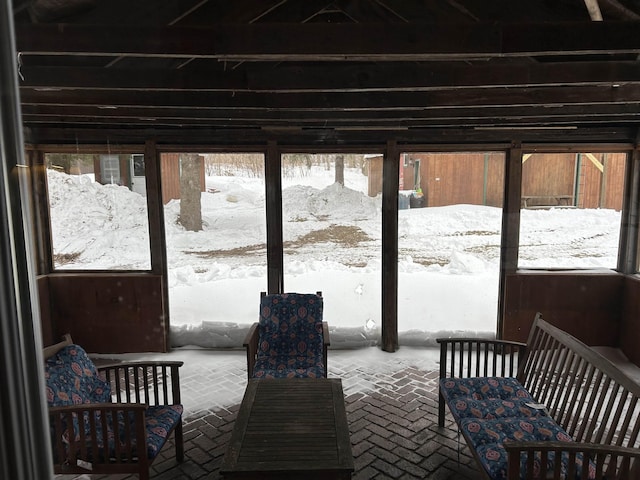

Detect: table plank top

[220,378,354,478]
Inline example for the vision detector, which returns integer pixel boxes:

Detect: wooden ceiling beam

[22,125,637,147]
[19,84,640,110]
[20,102,640,124]
[18,61,640,92]
[15,22,640,60]
[20,112,640,129]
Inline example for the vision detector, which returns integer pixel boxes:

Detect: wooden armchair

[244,292,330,379]
[43,334,184,480]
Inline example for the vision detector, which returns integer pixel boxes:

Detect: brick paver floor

[55,347,483,480]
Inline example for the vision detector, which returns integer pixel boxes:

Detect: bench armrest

[98,361,183,406]
[505,441,640,480]
[436,337,527,379]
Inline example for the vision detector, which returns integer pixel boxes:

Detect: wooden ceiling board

[10,0,640,146]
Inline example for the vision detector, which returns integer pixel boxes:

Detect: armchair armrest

[49,403,148,473]
[322,321,330,375]
[505,441,640,480]
[98,361,183,406]
[322,321,330,347]
[243,322,259,380]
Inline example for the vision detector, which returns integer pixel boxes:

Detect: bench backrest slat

[547,345,574,420]
[517,315,640,451]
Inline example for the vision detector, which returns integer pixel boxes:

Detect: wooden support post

[497,142,523,338]
[265,141,283,294]
[144,140,170,351]
[618,145,640,273]
[27,149,52,275]
[381,141,399,352]
[145,140,166,274]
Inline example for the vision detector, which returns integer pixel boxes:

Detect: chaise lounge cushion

[252,354,325,379]
[254,293,325,378]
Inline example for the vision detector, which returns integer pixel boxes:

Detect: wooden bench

[437,314,640,479]
[521,195,574,208]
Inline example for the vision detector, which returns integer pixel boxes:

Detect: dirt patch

[53,252,82,265]
[285,224,372,248]
[186,243,266,259]
[459,230,499,237]
[185,225,370,260]
[398,250,449,267]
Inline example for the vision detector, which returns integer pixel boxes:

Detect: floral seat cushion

[445,397,546,422]
[440,377,547,422]
[254,293,324,378]
[253,354,325,378]
[440,377,533,402]
[460,416,594,480]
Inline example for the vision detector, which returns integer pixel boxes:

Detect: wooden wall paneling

[502,271,624,345]
[411,152,506,207]
[115,154,128,186]
[381,140,399,352]
[577,152,602,208]
[521,152,576,206]
[485,152,506,207]
[37,276,53,346]
[160,153,180,204]
[603,152,627,210]
[367,155,383,197]
[48,274,166,353]
[621,275,640,365]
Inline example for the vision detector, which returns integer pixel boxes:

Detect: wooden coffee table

[220,378,354,479]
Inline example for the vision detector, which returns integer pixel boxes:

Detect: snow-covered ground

[47,163,621,349]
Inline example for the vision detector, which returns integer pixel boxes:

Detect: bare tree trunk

[179,153,202,231]
[335,155,344,185]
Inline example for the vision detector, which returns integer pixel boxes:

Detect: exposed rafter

[11,0,640,146]
[15,23,640,61]
[583,0,603,20]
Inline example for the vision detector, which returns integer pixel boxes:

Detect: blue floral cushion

[440,377,532,403]
[45,344,111,406]
[445,397,545,422]
[145,405,184,459]
[460,416,593,480]
[460,416,571,446]
[253,355,325,378]
[255,293,324,378]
